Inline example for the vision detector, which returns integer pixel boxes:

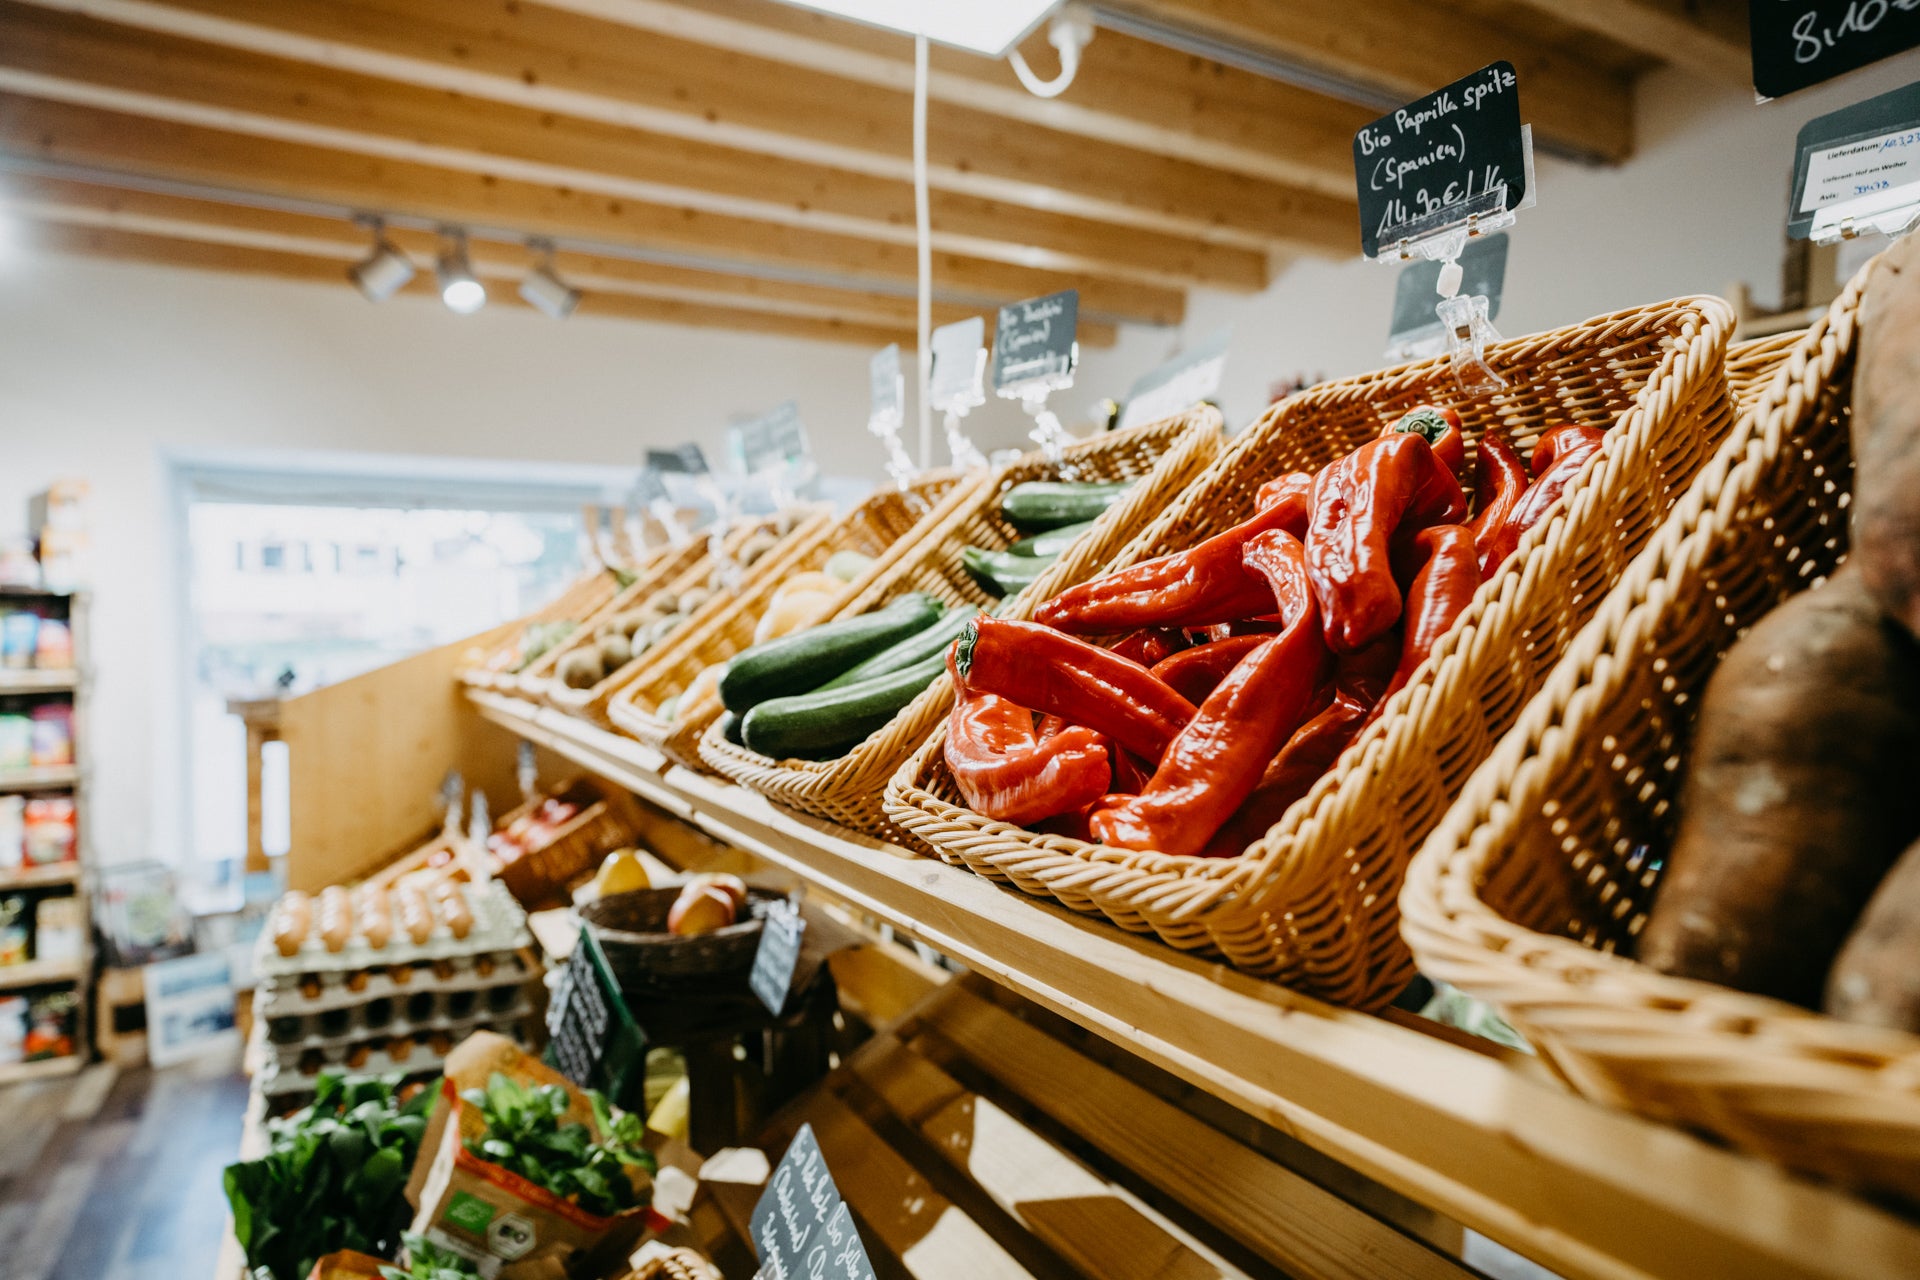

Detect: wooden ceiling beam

[27,220,937,345]
[1494,0,1749,85]
[13,0,1344,253]
[539,0,1367,196]
[0,2,1278,290]
[1099,0,1634,162]
[0,95,1183,325]
[0,174,1131,342]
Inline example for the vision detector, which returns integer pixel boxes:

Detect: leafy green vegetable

[460,1073,656,1218]
[379,1232,483,1280]
[224,1072,438,1280]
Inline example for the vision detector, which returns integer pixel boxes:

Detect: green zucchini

[741,653,947,760]
[1000,481,1132,534]
[962,547,1056,597]
[719,710,745,745]
[1006,519,1097,558]
[719,592,941,714]
[820,603,980,690]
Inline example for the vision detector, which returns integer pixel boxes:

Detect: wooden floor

[0,1048,249,1280]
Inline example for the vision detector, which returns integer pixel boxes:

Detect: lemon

[590,849,650,897]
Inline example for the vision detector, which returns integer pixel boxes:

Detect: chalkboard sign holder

[866,344,922,489]
[928,318,991,470]
[639,444,713,549]
[1117,328,1231,432]
[991,291,1081,471]
[1388,233,1508,362]
[1789,80,1920,245]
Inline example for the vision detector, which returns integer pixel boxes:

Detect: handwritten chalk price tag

[1789,79,1920,240]
[750,899,806,1016]
[731,401,811,476]
[1354,62,1528,260]
[646,444,709,475]
[991,290,1079,396]
[749,1124,878,1280]
[1117,329,1231,432]
[1753,1,1920,100]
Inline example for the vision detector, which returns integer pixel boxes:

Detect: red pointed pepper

[1034,498,1305,636]
[1109,627,1187,668]
[1390,405,1470,487]
[1466,427,1530,574]
[1150,634,1268,704]
[1087,531,1332,857]
[1381,524,1481,704]
[953,617,1196,763]
[943,677,1112,827]
[1477,424,1607,571]
[1304,430,1468,653]
[1254,471,1315,519]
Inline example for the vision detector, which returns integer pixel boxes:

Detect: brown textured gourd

[1638,566,1920,1007]
[1827,835,1920,1031]
[1854,234,1920,640]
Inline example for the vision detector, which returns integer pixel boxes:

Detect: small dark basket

[578,886,781,1003]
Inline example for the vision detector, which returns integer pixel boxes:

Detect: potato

[1827,835,1920,1031]
[644,589,679,616]
[678,587,713,616]
[558,648,604,689]
[1639,566,1920,1007]
[598,632,632,670]
[1852,236,1920,641]
[739,532,779,567]
[611,609,655,640]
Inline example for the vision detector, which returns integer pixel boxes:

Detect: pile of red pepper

[942,406,1607,857]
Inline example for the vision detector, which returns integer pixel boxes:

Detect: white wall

[6,48,1920,866]
[1078,51,1920,430]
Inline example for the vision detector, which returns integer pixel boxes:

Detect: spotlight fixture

[771,0,1061,56]
[435,227,486,314]
[346,219,415,302]
[518,240,580,319]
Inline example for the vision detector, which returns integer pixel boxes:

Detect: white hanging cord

[913,31,933,470]
[1009,5,1094,99]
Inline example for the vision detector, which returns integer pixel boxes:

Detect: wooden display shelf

[0,668,77,693]
[0,764,79,792]
[0,956,83,990]
[0,860,79,890]
[470,689,1920,1280]
[0,1052,84,1085]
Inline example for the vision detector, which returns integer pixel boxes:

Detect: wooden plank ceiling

[0,0,1747,345]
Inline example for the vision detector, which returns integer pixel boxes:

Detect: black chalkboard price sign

[646,443,709,475]
[1752,1,1920,99]
[990,289,1079,393]
[749,898,806,1016]
[750,1123,879,1280]
[1353,62,1526,260]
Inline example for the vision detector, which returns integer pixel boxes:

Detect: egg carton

[263,991,537,1058]
[253,880,531,981]
[255,949,532,1019]
[257,1014,536,1100]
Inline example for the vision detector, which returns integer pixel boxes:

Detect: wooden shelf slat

[0,956,84,991]
[469,690,1920,1280]
[0,861,79,890]
[0,1053,84,1086]
[0,764,79,793]
[0,669,77,693]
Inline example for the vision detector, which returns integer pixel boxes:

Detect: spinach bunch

[460,1072,656,1218]
[226,1072,437,1280]
[379,1232,482,1280]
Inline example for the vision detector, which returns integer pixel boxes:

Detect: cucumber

[741,653,947,760]
[1000,481,1132,534]
[719,592,941,713]
[1006,519,1097,558]
[821,603,980,690]
[963,547,1056,597]
[719,710,745,745]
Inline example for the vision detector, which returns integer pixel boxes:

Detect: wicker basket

[492,779,645,910]
[540,509,834,725]
[888,297,1737,1009]
[627,1247,724,1280]
[578,885,782,997]
[503,541,711,699]
[456,566,631,692]
[1395,272,1920,1197]
[698,409,1225,838]
[608,472,971,771]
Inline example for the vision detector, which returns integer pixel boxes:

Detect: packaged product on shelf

[32,618,71,670]
[28,704,72,767]
[0,796,22,869]
[0,896,26,964]
[32,896,83,962]
[404,1031,658,1279]
[0,610,36,669]
[23,989,75,1058]
[0,994,24,1063]
[22,797,76,865]
[0,713,29,770]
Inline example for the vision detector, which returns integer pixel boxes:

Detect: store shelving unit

[467,687,1920,1280]
[0,587,90,1085]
